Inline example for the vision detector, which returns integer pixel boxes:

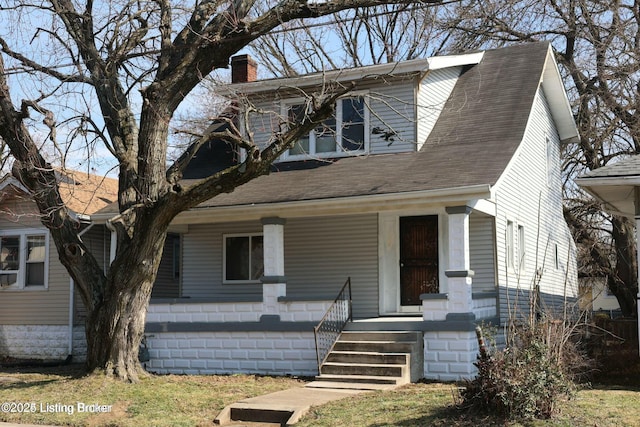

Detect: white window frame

[281,93,370,161]
[518,224,526,271]
[546,137,554,187]
[222,233,264,284]
[0,229,49,291]
[506,220,515,270]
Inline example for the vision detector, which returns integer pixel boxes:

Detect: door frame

[378,210,447,315]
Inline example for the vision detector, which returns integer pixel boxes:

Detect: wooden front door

[400,215,439,306]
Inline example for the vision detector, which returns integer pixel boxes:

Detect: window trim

[506,220,515,271]
[222,232,264,284]
[281,93,370,161]
[0,229,49,291]
[518,224,526,271]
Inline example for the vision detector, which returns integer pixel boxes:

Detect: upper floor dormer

[218,51,486,164]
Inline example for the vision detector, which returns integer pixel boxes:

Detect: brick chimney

[230,54,257,83]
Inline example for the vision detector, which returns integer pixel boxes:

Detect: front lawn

[0,364,637,426]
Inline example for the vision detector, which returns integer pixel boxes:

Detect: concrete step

[314,373,401,385]
[229,407,292,425]
[320,362,405,377]
[305,380,397,391]
[325,351,408,365]
[339,331,422,342]
[332,340,416,353]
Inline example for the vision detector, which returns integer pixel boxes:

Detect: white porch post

[261,217,286,314]
[445,206,474,314]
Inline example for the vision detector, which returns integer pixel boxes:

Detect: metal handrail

[313,277,353,372]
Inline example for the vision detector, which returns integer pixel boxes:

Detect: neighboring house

[0,169,118,361]
[87,42,579,382]
[579,276,622,314]
[576,155,640,353]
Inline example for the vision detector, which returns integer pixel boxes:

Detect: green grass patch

[0,365,638,426]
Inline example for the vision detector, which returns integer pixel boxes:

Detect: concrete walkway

[214,384,369,426]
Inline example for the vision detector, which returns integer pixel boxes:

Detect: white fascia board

[0,176,30,194]
[426,51,484,70]
[170,184,493,225]
[541,46,580,143]
[575,176,640,187]
[217,58,430,96]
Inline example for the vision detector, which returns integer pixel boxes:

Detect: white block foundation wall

[0,325,69,360]
[423,330,479,382]
[145,331,318,376]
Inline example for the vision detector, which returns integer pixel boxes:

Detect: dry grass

[0,364,638,426]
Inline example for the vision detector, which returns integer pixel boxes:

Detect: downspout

[68,222,95,359]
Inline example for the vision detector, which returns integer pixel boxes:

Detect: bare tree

[0,0,447,382]
[439,0,639,317]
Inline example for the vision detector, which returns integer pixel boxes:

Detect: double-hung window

[285,96,368,159]
[0,230,48,290]
[223,234,264,283]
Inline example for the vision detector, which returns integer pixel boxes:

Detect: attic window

[284,96,368,160]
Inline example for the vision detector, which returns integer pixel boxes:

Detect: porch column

[261,217,286,313]
[445,206,474,314]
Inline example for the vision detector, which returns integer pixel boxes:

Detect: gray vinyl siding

[246,77,418,155]
[179,215,379,318]
[152,234,180,298]
[368,81,416,153]
[284,214,378,319]
[416,67,462,148]
[181,221,263,299]
[469,214,497,293]
[494,88,578,322]
[74,225,111,324]
[0,196,69,325]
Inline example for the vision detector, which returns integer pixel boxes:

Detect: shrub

[460,320,580,420]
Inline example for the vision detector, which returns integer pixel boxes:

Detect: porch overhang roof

[575,156,640,218]
[91,184,494,225]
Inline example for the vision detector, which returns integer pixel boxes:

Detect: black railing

[313,277,353,371]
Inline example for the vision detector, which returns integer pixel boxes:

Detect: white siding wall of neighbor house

[246,77,418,156]
[416,66,462,149]
[0,194,72,360]
[494,88,578,322]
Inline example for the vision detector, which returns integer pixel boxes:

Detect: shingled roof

[579,155,640,179]
[189,42,552,209]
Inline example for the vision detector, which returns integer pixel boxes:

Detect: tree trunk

[82,217,169,382]
[609,216,638,318]
[84,281,153,382]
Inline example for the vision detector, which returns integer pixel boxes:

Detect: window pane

[0,236,20,271]
[27,235,45,262]
[251,236,264,280]
[26,263,45,286]
[226,236,249,281]
[289,105,310,155]
[341,98,365,151]
[0,273,17,286]
[315,117,337,153]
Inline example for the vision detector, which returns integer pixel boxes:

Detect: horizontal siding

[417,67,462,148]
[182,221,263,299]
[74,225,111,324]
[152,234,180,298]
[246,77,418,155]
[0,197,69,325]
[285,214,378,319]
[495,88,578,322]
[469,214,496,292]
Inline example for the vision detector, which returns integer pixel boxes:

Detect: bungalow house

[3,42,580,383]
[97,41,580,382]
[0,169,118,362]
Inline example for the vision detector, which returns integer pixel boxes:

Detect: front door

[400,215,439,306]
